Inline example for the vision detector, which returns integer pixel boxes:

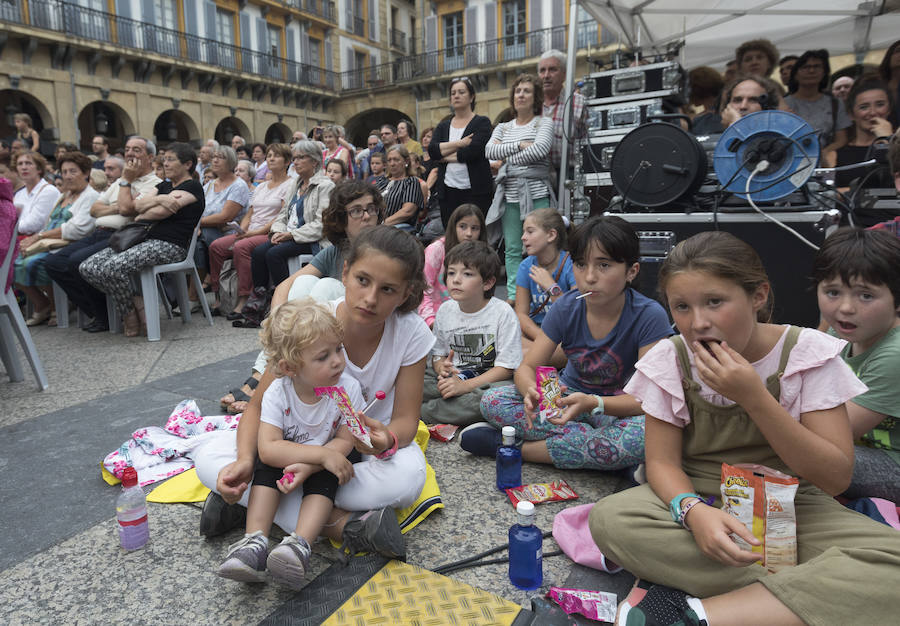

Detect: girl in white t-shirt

[589,231,900,626]
[217,299,361,589]
[196,225,434,560]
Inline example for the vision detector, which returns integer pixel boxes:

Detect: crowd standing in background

[4,41,900,623]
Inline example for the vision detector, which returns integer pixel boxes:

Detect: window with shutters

[443,11,463,71]
[309,38,321,84]
[215,8,235,68]
[154,0,178,55]
[503,0,526,60]
[73,0,109,41]
[216,9,234,45]
[352,0,365,36]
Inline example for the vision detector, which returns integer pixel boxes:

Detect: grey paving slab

[0,351,257,572]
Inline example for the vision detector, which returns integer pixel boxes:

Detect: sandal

[219,376,260,410]
[232,318,260,328]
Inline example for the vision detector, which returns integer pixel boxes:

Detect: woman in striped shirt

[485,73,555,301]
[378,145,424,231]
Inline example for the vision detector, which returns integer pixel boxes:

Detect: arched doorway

[0,89,54,156]
[344,108,415,147]
[153,109,199,148]
[214,116,251,146]
[264,122,292,144]
[77,101,135,153]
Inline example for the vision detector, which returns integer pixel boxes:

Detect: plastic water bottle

[508,501,542,590]
[496,426,522,491]
[116,466,149,550]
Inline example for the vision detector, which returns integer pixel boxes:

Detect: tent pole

[560,0,579,220]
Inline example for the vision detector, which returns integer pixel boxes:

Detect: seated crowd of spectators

[2,39,898,340]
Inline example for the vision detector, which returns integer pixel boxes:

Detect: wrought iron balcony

[389,27,406,52]
[292,0,337,23]
[1,0,339,91]
[351,16,365,37]
[339,21,600,92]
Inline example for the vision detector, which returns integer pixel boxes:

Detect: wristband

[590,395,605,416]
[669,492,715,528]
[375,430,398,460]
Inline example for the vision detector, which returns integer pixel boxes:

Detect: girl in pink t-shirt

[589,231,900,626]
[417,203,486,328]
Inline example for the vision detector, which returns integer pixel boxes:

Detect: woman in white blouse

[485,73,555,300]
[14,152,99,325]
[13,151,60,237]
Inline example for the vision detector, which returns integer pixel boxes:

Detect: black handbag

[109,221,153,253]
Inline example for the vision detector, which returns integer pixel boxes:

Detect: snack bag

[536,366,563,422]
[506,480,579,507]
[720,463,798,572]
[314,386,372,448]
[427,424,459,442]
[547,588,617,622]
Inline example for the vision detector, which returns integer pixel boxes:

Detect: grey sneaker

[266,533,312,590]
[217,531,268,583]
[200,492,247,538]
[341,507,406,561]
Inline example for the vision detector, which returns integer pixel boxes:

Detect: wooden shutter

[483,3,496,64]
[369,0,377,40]
[116,0,135,48]
[464,6,478,67]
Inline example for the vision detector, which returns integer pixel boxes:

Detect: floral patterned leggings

[479,384,645,470]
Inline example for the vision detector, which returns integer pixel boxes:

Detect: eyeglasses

[346,205,379,219]
[162,156,180,163]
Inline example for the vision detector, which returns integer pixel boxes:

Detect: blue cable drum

[713,110,820,202]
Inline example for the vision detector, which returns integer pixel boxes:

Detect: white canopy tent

[576,0,900,68]
[557,1,900,213]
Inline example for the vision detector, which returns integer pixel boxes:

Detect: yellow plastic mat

[323,559,521,625]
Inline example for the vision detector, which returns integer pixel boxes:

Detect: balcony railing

[0,2,602,96]
[340,22,598,92]
[351,16,365,37]
[2,0,339,91]
[389,27,406,51]
[290,0,336,23]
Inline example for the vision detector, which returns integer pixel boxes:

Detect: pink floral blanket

[103,400,240,487]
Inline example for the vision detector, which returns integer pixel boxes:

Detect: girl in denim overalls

[590,231,900,626]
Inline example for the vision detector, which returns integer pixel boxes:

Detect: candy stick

[361,390,386,415]
[575,291,593,300]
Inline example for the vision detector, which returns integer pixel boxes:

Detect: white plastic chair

[52,281,90,329]
[138,225,213,341]
[286,254,314,276]
[0,224,49,390]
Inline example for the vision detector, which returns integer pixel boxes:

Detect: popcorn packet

[506,480,578,507]
[547,587,617,623]
[720,462,799,573]
[314,385,372,448]
[536,366,563,422]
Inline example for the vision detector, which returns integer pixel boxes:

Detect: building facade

[0,0,606,153]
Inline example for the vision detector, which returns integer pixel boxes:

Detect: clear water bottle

[496,426,522,491]
[116,466,149,550]
[508,501,542,590]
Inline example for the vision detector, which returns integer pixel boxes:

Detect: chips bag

[506,480,578,507]
[720,463,799,572]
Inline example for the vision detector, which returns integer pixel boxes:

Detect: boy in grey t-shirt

[422,241,523,426]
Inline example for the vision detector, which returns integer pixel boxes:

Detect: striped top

[485,116,554,203]
[377,176,424,227]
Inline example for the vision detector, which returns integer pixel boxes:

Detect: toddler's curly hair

[259,299,343,377]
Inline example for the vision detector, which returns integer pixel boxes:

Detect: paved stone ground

[1,311,633,624]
